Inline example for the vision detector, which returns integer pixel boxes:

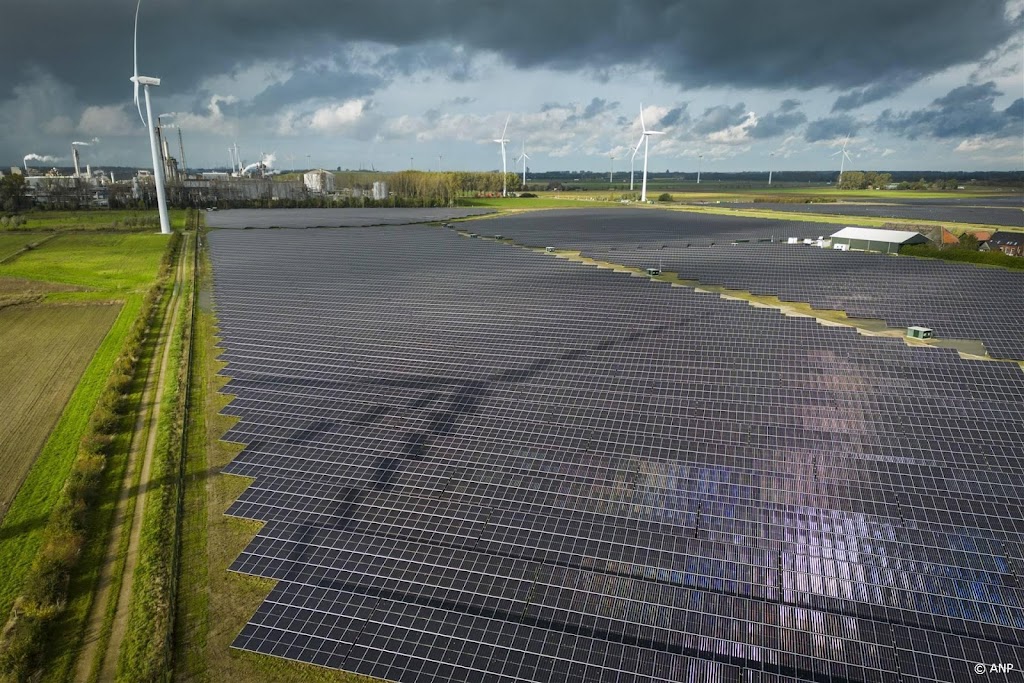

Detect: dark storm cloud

[831,75,916,112]
[694,103,747,135]
[582,98,617,119]
[805,115,860,142]
[0,0,1017,108]
[246,68,377,115]
[657,105,688,128]
[874,81,1023,139]
[749,99,806,139]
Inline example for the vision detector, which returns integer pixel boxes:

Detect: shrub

[657,193,673,202]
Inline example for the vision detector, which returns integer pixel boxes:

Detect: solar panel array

[562,243,1024,361]
[472,211,1024,360]
[209,225,1024,682]
[463,208,822,250]
[205,207,493,229]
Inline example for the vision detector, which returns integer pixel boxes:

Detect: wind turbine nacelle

[131,75,161,87]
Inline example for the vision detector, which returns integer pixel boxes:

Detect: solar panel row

[208,224,1024,682]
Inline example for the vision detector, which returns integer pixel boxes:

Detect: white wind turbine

[832,134,852,185]
[629,130,644,191]
[493,114,511,196]
[515,139,530,188]
[608,154,615,184]
[637,104,664,202]
[129,0,170,235]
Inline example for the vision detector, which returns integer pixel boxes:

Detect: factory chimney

[73,147,81,177]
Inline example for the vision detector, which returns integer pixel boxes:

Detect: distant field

[3,209,191,233]
[0,304,121,521]
[0,232,169,301]
[0,233,50,261]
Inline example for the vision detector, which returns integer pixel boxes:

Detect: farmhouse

[829,227,930,254]
[983,231,1024,257]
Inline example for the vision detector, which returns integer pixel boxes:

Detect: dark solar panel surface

[473,211,1024,360]
[459,208,823,249]
[562,243,1024,361]
[209,225,1024,683]
[204,207,493,229]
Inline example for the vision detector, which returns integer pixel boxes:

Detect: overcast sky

[2,0,1022,173]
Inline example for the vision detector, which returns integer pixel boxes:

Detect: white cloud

[166,94,237,133]
[310,99,369,132]
[78,105,137,136]
[954,136,1021,153]
[708,111,759,144]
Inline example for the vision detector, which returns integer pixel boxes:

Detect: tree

[0,173,29,213]
[959,233,980,251]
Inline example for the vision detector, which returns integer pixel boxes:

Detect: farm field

[0,233,51,261]
[1,209,193,233]
[0,304,121,520]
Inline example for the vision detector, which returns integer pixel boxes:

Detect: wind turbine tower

[494,115,510,197]
[129,0,171,235]
[609,154,615,184]
[768,152,774,186]
[832,134,852,185]
[629,130,644,191]
[637,105,664,203]
[515,140,530,188]
[697,154,704,184]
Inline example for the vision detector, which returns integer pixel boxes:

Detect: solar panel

[208,222,1024,683]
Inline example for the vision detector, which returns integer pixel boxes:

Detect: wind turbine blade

[639,104,646,133]
[501,114,510,139]
[132,0,145,125]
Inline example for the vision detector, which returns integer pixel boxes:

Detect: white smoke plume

[72,137,101,146]
[23,153,63,168]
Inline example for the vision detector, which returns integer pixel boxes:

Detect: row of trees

[839,172,966,191]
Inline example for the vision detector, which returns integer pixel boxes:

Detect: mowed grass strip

[0,296,142,619]
[0,304,121,520]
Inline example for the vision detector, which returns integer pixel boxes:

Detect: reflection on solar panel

[209,224,1024,683]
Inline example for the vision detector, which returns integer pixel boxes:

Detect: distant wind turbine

[515,139,530,188]
[130,0,170,235]
[832,134,852,185]
[494,114,510,197]
[637,104,664,202]
[609,154,615,184]
[697,153,704,184]
[768,152,774,186]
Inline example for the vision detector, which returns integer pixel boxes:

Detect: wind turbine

[609,154,615,184]
[494,115,510,197]
[515,139,530,188]
[637,104,664,202]
[832,134,852,185]
[629,131,644,191]
[130,0,170,234]
[696,153,704,184]
[768,152,774,186]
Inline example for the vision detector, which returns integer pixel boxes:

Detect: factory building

[372,181,389,200]
[829,227,929,254]
[303,170,336,194]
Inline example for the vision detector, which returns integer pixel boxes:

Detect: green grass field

[0,233,51,261]
[0,233,169,301]
[4,210,192,233]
